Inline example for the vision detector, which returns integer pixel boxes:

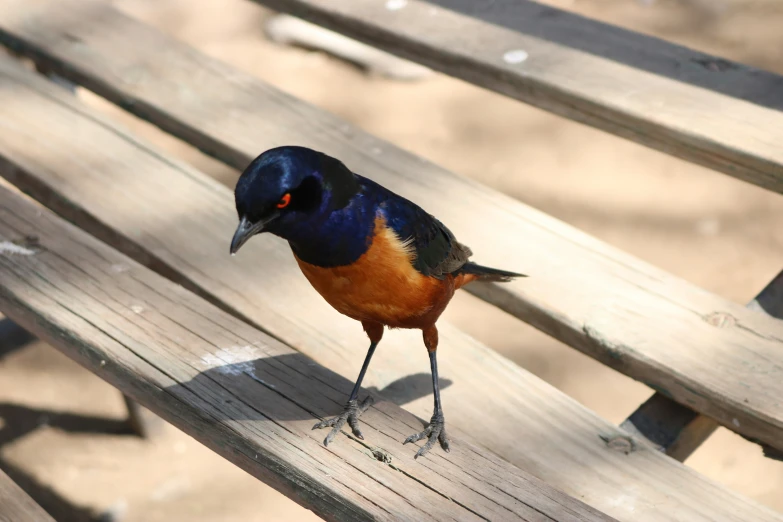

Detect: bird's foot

[403,410,450,459]
[313,396,375,446]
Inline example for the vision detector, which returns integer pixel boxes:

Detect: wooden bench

[245,0,783,461]
[0,0,781,520]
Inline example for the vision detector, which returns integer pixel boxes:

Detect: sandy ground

[1,0,783,519]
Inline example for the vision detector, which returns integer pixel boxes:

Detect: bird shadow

[164,353,451,428]
[366,373,452,407]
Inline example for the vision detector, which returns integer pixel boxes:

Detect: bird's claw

[313,396,375,446]
[403,411,450,459]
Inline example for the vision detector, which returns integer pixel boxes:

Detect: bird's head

[230,146,360,254]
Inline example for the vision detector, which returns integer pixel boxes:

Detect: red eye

[277,193,291,209]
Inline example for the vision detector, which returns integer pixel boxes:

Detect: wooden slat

[622,270,783,461]
[251,0,783,194]
[0,181,614,522]
[3,0,782,456]
[0,13,779,522]
[0,469,55,522]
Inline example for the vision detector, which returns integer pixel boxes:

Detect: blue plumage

[234,146,521,280]
[230,146,524,459]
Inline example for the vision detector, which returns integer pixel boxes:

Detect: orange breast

[293,215,454,328]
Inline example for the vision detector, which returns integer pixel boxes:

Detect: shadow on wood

[165,359,452,427]
[121,372,450,438]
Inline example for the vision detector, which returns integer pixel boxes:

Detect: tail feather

[459,262,526,283]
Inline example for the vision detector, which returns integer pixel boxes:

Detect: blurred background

[1,0,782,519]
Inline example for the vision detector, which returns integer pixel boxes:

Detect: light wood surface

[0,22,780,522]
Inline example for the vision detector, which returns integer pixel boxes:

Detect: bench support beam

[622,270,783,461]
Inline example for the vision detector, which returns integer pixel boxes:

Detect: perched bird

[230,146,524,458]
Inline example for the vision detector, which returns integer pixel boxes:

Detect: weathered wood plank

[3,0,782,455]
[0,181,614,522]
[253,0,783,193]
[0,468,55,522]
[0,18,779,522]
[622,270,783,461]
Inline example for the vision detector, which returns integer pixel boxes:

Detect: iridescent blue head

[230,146,361,255]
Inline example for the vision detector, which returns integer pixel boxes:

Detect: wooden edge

[622,270,783,461]
[0,180,614,522]
[0,10,781,522]
[0,468,55,522]
[3,0,781,453]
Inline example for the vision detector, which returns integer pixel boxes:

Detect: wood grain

[0,469,54,522]
[2,0,781,454]
[0,20,780,522]
[9,0,783,195]
[0,180,615,522]
[247,0,783,194]
[622,270,783,461]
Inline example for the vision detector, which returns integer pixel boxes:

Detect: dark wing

[382,198,472,279]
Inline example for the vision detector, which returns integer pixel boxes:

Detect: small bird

[230,146,524,458]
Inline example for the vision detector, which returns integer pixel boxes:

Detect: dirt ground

[1,0,783,520]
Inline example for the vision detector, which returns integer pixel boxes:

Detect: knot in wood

[704,311,736,328]
[17,235,40,248]
[372,449,392,464]
[600,434,637,455]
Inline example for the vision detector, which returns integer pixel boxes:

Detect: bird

[229,146,525,458]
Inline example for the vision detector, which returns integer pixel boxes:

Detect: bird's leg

[313,321,383,446]
[404,325,450,458]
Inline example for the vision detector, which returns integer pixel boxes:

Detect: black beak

[230,214,276,255]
